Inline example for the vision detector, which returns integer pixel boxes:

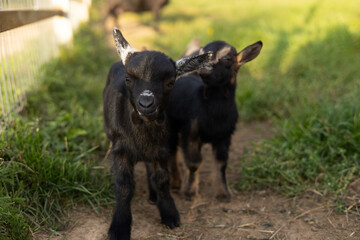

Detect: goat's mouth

[137,107,159,121]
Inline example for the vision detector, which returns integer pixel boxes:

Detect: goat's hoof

[216,193,231,202]
[161,213,180,229]
[162,219,180,229]
[149,194,157,204]
[108,227,130,240]
[183,191,197,201]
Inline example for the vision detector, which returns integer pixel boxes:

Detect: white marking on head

[215,46,232,63]
[140,90,154,97]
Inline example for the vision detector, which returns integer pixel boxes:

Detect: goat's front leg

[108,147,135,240]
[212,138,231,202]
[149,158,180,228]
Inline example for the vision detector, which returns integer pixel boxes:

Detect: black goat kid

[167,40,262,202]
[103,28,212,240]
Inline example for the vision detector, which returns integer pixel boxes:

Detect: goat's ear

[236,41,263,68]
[175,51,213,77]
[183,38,202,57]
[113,27,137,65]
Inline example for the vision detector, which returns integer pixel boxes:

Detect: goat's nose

[139,95,154,108]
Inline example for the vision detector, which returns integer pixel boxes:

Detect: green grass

[238,92,360,195]
[1,0,359,238]
[0,12,117,239]
[234,21,360,196]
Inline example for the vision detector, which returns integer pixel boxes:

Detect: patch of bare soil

[35,122,360,240]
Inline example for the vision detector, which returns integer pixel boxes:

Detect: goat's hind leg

[108,145,135,240]
[168,130,181,190]
[182,139,202,201]
[212,139,232,202]
[169,153,181,190]
[149,160,180,228]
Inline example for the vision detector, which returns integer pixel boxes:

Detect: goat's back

[103,61,128,142]
[105,61,127,94]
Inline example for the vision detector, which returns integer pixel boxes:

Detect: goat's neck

[203,82,236,100]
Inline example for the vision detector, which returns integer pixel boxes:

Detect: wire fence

[0,0,91,131]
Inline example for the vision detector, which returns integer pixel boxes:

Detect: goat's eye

[222,56,231,61]
[125,77,131,83]
[166,80,175,89]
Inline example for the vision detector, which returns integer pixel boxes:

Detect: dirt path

[35,122,360,240]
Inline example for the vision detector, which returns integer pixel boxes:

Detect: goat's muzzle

[139,94,155,109]
[136,90,159,121]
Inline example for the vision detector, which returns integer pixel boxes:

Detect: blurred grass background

[1,0,359,238]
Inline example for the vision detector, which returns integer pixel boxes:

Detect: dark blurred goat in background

[105,0,169,30]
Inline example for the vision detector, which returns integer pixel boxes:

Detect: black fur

[166,40,262,201]
[104,29,213,240]
[104,56,178,240]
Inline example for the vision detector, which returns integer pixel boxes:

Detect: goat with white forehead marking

[103,28,212,240]
[166,40,262,202]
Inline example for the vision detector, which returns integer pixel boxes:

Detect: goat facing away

[103,28,213,240]
[166,40,263,202]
